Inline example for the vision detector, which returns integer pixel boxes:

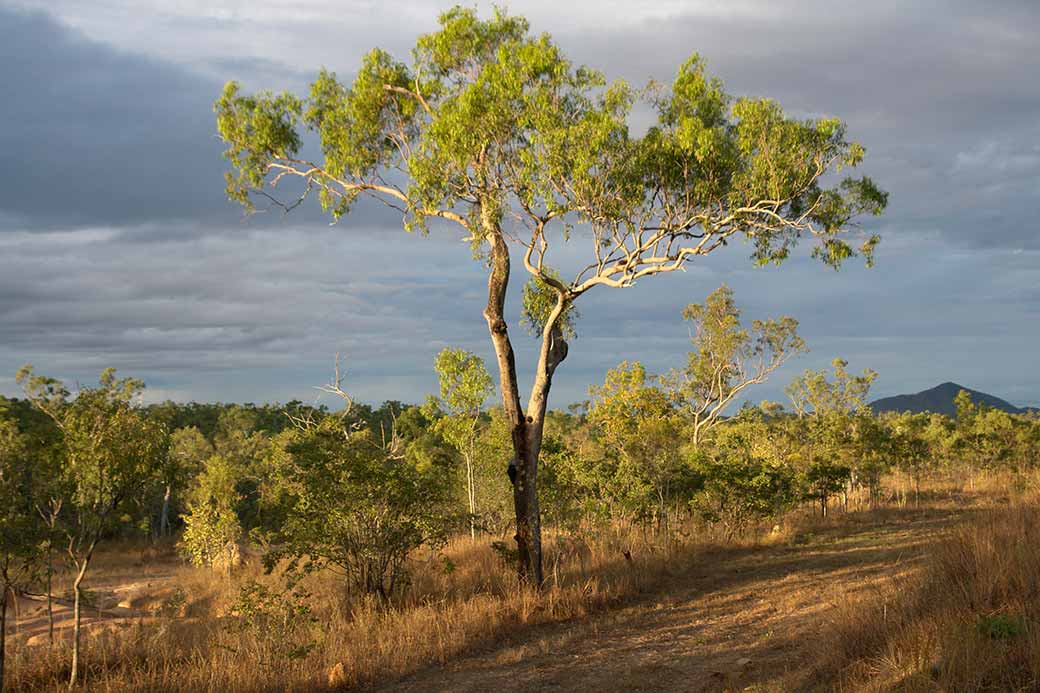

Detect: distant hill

[869,382,1032,417]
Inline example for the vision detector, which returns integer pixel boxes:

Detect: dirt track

[10,560,181,648]
[383,508,963,692]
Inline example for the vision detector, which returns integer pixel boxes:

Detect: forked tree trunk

[482,220,568,586]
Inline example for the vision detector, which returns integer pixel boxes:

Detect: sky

[1,0,1038,411]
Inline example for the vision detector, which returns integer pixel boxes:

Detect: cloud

[1,1,1038,408]
[3,216,1038,408]
[0,7,232,229]
[12,0,1039,247]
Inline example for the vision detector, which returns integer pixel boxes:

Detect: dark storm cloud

[0,1,1038,408]
[0,5,397,233]
[5,1,1037,245]
[0,7,230,229]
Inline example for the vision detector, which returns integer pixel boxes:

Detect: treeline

[4,358,1039,581]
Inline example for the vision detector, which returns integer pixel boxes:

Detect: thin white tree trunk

[68,550,93,690]
[160,484,172,537]
[465,452,476,539]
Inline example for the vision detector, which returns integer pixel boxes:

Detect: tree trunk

[481,218,568,587]
[69,555,91,690]
[465,451,476,539]
[160,484,172,537]
[46,553,54,646]
[482,224,537,583]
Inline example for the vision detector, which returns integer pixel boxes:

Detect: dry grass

[821,490,1040,691]
[7,472,1036,691]
[5,525,718,691]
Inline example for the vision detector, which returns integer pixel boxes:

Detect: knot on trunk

[546,325,569,374]
[483,312,509,335]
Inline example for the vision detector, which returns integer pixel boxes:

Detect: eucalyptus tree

[784,359,877,511]
[786,358,878,418]
[0,397,66,647]
[424,347,495,537]
[262,406,453,600]
[666,284,806,448]
[180,455,244,571]
[887,412,931,507]
[953,389,994,486]
[17,367,169,690]
[691,409,799,535]
[922,412,957,477]
[214,7,886,582]
[162,426,213,537]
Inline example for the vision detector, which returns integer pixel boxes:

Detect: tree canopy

[216,6,886,290]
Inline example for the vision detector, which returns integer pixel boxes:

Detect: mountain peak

[870,382,1024,416]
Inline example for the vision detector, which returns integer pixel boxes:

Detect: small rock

[736,657,752,668]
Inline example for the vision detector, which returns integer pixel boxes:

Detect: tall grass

[823,493,1040,691]
[5,527,710,691]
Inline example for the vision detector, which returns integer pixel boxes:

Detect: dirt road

[383,508,963,692]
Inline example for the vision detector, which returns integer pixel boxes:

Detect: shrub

[802,459,851,516]
[262,418,454,600]
[222,580,319,664]
[179,455,243,571]
[690,448,798,536]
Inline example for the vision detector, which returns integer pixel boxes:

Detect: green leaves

[215,82,303,211]
[214,5,886,293]
[180,454,243,569]
[669,285,806,445]
[520,269,579,339]
[262,411,454,598]
[432,347,494,418]
[786,358,878,418]
[414,7,529,76]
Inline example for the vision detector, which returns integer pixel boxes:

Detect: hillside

[869,381,1028,416]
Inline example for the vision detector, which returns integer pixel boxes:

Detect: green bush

[262,418,454,599]
[689,448,798,535]
[179,455,243,571]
